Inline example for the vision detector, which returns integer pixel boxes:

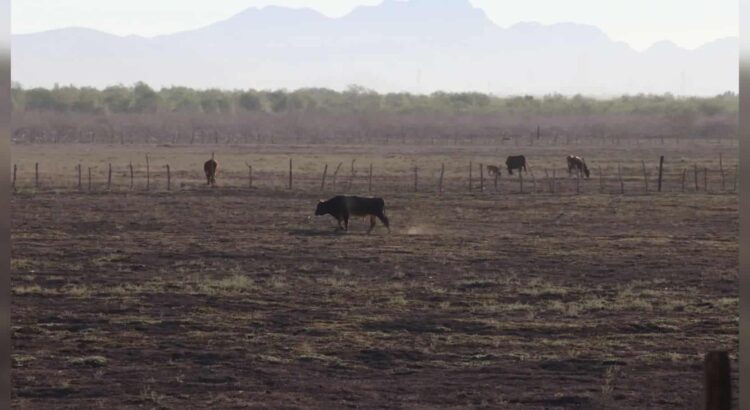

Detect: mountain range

[11,0,738,95]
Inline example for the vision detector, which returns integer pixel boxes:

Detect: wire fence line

[11,156,739,196]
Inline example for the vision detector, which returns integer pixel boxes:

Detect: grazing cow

[315,195,390,234]
[204,153,219,186]
[505,155,527,175]
[486,165,501,176]
[567,155,590,178]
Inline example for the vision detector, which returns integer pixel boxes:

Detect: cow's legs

[377,212,391,233]
[367,215,376,234]
[343,214,349,231]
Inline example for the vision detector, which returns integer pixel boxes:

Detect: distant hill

[11,0,738,95]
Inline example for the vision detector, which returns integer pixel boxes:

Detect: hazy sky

[12,0,737,51]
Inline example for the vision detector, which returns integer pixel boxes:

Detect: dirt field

[11,142,738,409]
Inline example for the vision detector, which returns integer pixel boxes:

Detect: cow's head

[315,200,327,216]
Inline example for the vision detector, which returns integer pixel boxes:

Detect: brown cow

[566,155,590,178]
[486,165,501,176]
[204,153,219,186]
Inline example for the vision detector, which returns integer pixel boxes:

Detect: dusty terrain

[11,142,738,409]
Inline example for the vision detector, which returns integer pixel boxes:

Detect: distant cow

[567,155,590,178]
[486,165,501,176]
[315,196,391,234]
[505,155,527,175]
[204,153,219,186]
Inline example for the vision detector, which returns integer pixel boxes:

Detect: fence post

[681,169,687,193]
[545,169,551,193]
[641,160,648,192]
[87,167,92,192]
[348,159,356,192]
[657,156,664,192]
[368,163,373,193]
[332,162,343,191]
[145,154,150,191]
[439,163,445,195]
[733,165,738,192]
[107,163,112,191]
[469,161,473,192]
[576,172,580,195]
[34,163,39,189]
[479,163,484,192]
[704,351,731,410]
[530,170,536,194]
[694,164,699,191]
[494,169,499,192]
[288,158,293,190]
[413,167,418,192]
[598,166,604,193]
[166,164,171,191]
[129,162,134,190]
[719,154,725,191]
[320,163,328,191]
[617,163,624,195]
[12,164,16,191]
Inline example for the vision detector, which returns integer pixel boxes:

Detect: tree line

[11,82,737,117]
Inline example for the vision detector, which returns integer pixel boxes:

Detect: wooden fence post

[681,169,687,193]
[77,164,82,191]
[12,164,16,191]
[719,154,725,191]
[479,163,484,192]
[438,163,445,195]
[34,163,39,189]
[617,163,624,195]
[641,160,648,192]
[413,166,418,192]
[657,156,664,192]
[733,165,738,192]
[145,154,150,191]
[288,158,293,190]
[107,163,112,191]
[704,351,731,410]
[368,163,373,193]
[598,166,604,193]
[320,163,328,191]
[530,171,536,194]
[694,164,699,191]
[332,162,343,191]
[166,164,171,191]
[576,172,580,195]
[469,161,473,192]
[87,167,92,192]
[129,162,134,190]
[545,169,551,193]
[348,159,356,192]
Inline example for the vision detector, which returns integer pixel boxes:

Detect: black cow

[315,196,390,234]
[567,155,590,178]
[505,155,527,175]
[204,153,219,186]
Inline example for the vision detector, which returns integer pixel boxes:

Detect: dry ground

[11,142,738,409]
